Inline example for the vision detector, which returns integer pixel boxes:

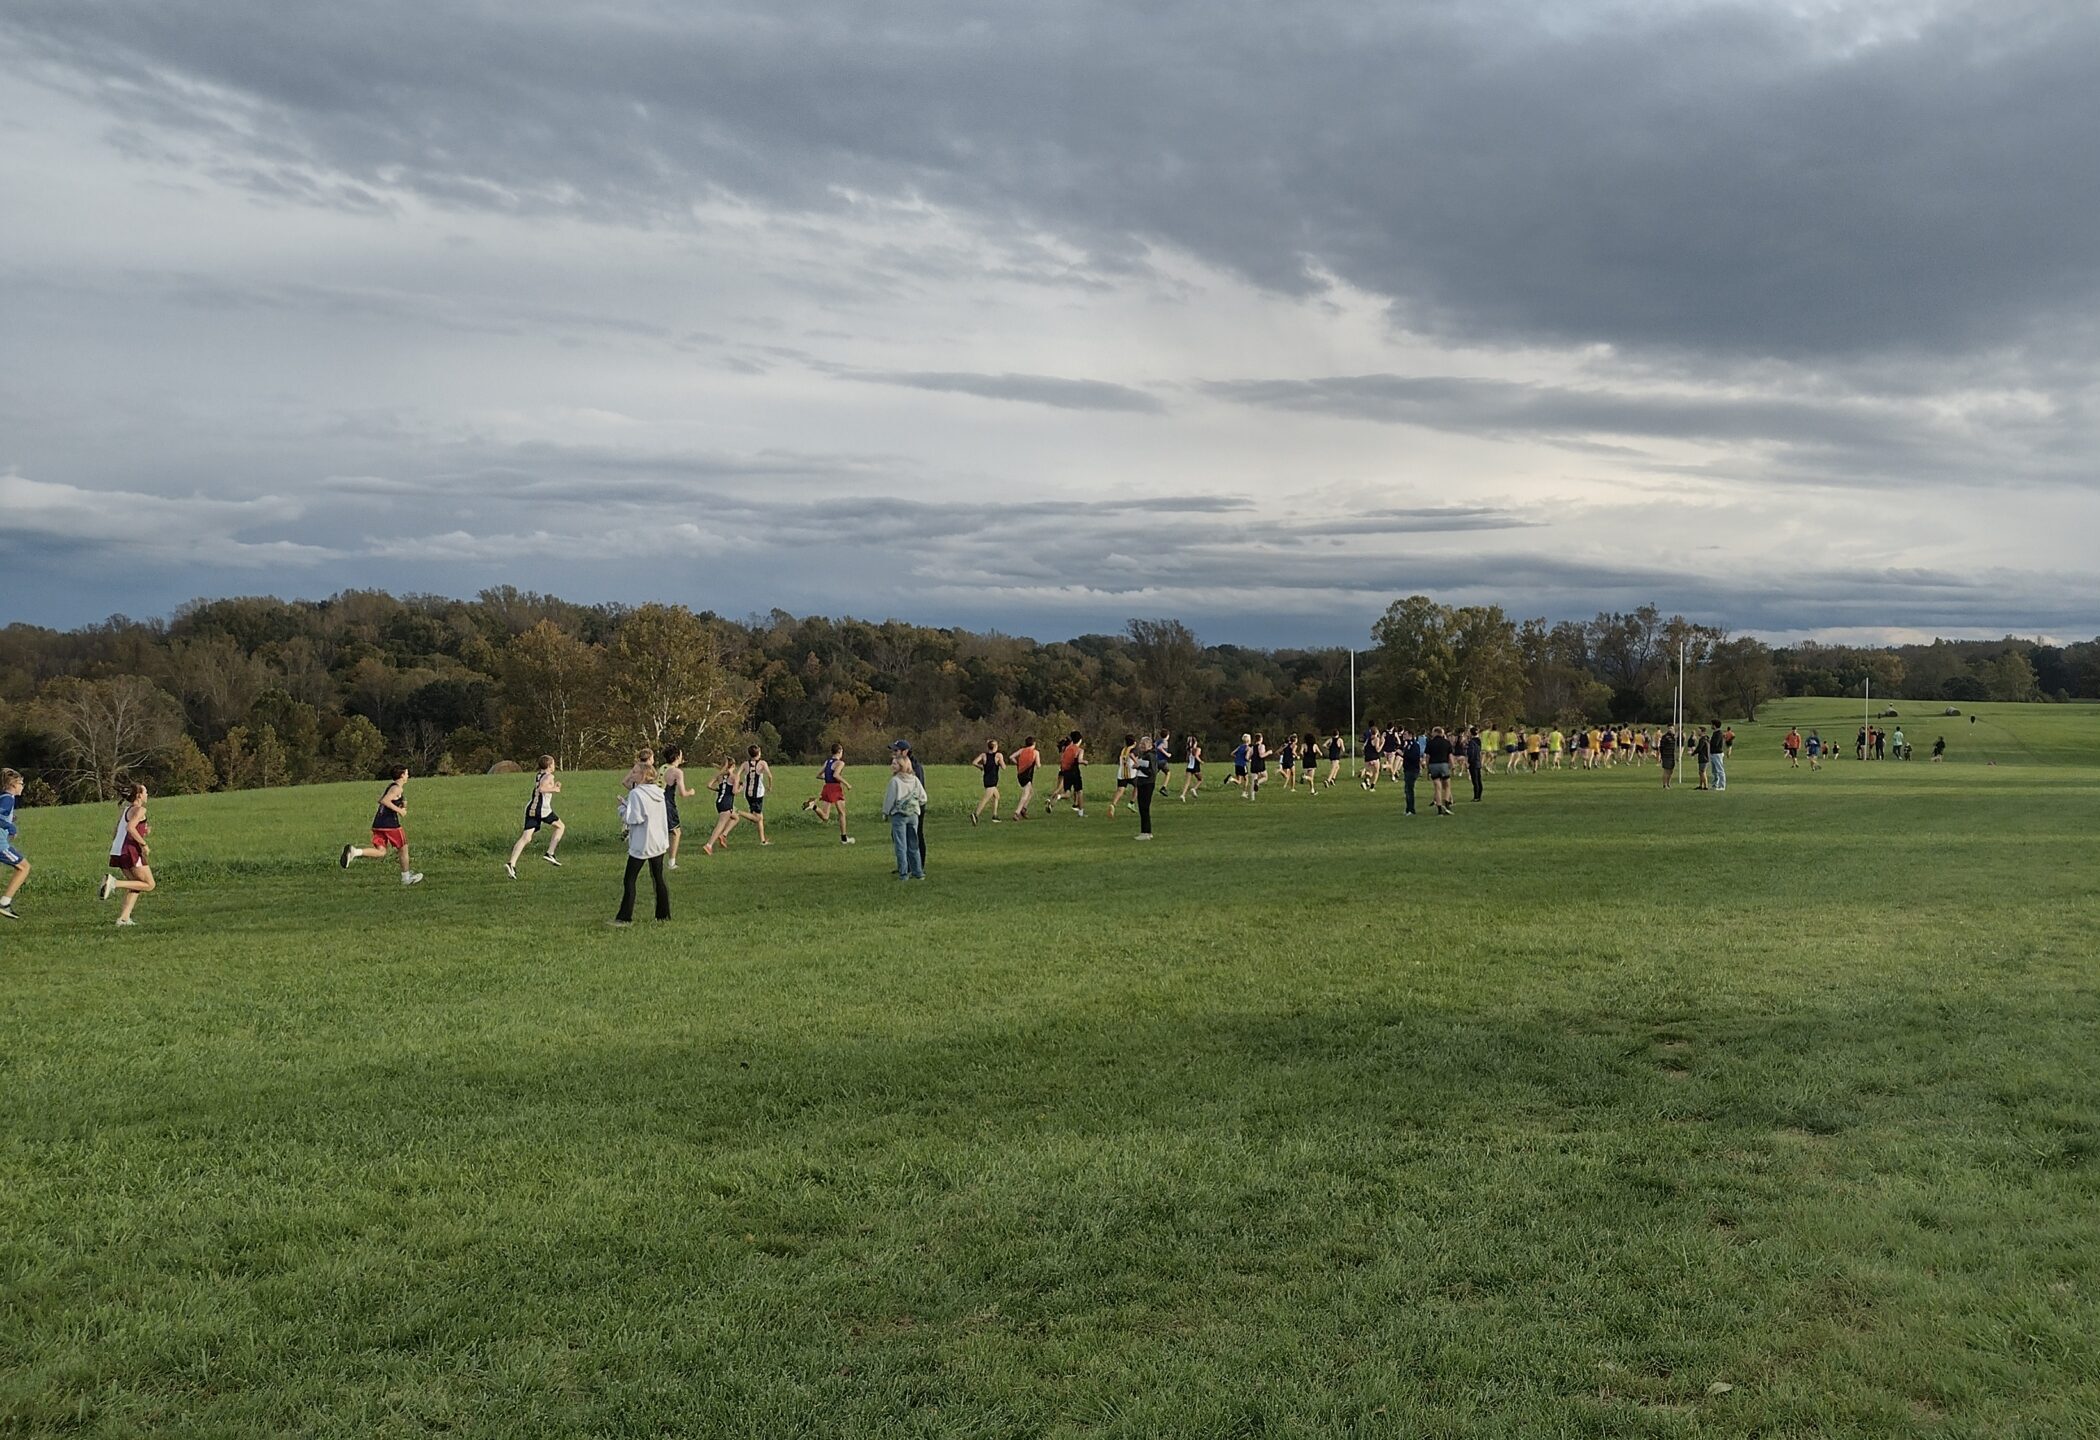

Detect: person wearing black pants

[1133,734,1156,840]
[1466,726,1485,802]
[618,853,670,923]
[613,763,672,925]
[1400,729,1422,816]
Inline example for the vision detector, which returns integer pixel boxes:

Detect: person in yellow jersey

[1526,728,1544,772]
[1547,727,1564,770]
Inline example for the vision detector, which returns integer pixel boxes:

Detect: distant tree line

[1,588,2091,804]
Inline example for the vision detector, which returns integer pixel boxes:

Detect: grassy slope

[2,701,2096,1437]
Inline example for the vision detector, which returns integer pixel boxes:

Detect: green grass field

[3,700,2096,1437]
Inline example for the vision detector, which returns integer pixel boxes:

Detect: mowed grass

[2,701,2096,1437]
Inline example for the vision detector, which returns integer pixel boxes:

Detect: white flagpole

[1349,649,1358,776]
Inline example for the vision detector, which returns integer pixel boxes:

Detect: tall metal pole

[1349,649,1358,776]
[1864,675,1871,760]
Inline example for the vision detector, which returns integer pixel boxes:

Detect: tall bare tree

[34,675,187,799]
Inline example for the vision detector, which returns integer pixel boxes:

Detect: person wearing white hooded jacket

[613,763,672,924]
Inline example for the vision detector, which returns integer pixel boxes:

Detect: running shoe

[505,863,517,879]
[98,875,116,901]
[339,844,355,870]
[403,871,425,886]
[544,854,562,866]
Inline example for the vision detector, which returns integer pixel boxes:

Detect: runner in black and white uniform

[1179,736,1203,801]
[740,745,773,846]
[702,757,743,855]
[1248,733,1268,798]
[661,746,695,869]
[505,754,565,877]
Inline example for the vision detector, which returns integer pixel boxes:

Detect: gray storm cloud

[1,0,2096,642]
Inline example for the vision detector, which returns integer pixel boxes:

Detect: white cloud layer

[1,1,2096,645]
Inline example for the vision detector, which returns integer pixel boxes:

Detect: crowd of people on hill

[0,715,1824,929]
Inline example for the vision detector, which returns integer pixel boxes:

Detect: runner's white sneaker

[543,854,562,866]
[98,875,116,901]
[403,871,424,886]
[505,863,517,879]
[339,845,355,869]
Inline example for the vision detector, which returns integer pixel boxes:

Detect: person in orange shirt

[1047,732,1087,817]
[1010,736,1041,820]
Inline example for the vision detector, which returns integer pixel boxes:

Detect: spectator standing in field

[1659,726,1680,788]
[1400,727,1423,816]
[1466,726,1486,803]
[1132,734,1157,839]
[612,762,671,925]
[801,743,855,844]
[1011,736,1040,820]
[1425,726,1457,815]
[882,750,928,880]
[661,746,693,869]
[970,738,1004,826]
[890,739,929,870]
[1891,726,1906,760]
[1694,728,1713,790]
[1874,727,1887,761]
[97,781,157,924]
[0,768,31,919]
[1708,724,1728,791]
[505,754,565,878]
[340,765,422,886]
[1784,728,1802,767]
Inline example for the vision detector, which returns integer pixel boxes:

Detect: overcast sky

[4,0,2097,648]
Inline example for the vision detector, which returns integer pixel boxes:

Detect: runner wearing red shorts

[339,765,423,886]
[800,743,855,845]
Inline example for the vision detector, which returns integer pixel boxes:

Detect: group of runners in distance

[1,715,1814,927]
